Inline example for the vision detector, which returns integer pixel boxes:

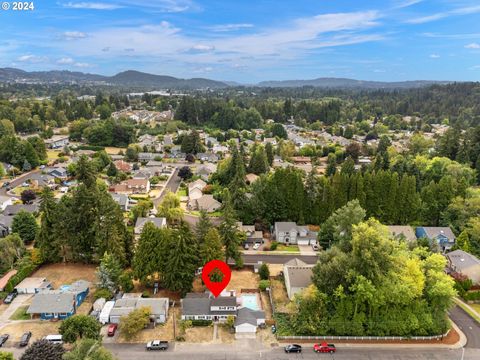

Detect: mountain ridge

[0,68,456,89]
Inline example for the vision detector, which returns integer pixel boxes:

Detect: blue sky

[2,0,480,82]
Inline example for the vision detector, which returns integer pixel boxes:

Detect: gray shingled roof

[285,266,313,288]
[211,297,236,307]
[235,307,265,326]
[447,250,480,272]
[422,227,456,240]
[181,297,210,316]
[388,226,416,242]
[275,222,298,232]
[28,292,75,314]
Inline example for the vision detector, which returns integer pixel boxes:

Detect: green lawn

[12,186,30,196]
[9,306,30,320]
[275,244,300,252]
[188,210,223,217]
[470,303,480,314]
[177,188,187,197]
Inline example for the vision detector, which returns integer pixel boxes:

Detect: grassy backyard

[177,188,187,197]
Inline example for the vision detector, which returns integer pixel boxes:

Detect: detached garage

[15,277,52,294]
[234,307,265,338]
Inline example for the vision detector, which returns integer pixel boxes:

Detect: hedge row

[4,262,38,293]
[191,320,212,327]
[464,291,480,301]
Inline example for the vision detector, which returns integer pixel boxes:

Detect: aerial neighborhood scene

[1,0,480,359]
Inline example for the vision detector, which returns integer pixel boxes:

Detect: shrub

[464,290,480,301]
[191,320,212,326]
[270,241,278,251]
[141,291,150,298]
[259,280,270,291]
[119,307,151,340]
[259,263,270,280]
[93,288,112,300]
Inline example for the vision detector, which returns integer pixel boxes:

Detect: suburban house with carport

[108,295,169,325]
[27,280,90,320]
[415,226,456,252]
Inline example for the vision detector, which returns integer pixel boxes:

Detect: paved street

[103,344,480,360]
[0,169,40,198]
[449,306,480,348]
[153,167,181,207]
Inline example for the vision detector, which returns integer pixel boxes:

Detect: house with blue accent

[415,227,456,252]
[27,280,90,320]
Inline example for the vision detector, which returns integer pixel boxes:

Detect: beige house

[283,258,314,300]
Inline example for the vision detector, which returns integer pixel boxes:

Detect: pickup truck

[313,342,336,353]
[146,340,169,351]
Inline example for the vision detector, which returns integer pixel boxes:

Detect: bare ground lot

[184,327,213,343]
[270,279,291,313]
[1,321,60,343]
[192,269,261,295]
[217,326,235,344]
[33,263,97,288]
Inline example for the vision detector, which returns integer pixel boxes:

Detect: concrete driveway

[0,294,32,327]
[298,244,317,255]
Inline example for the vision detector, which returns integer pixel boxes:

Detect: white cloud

[63,31,87,40]
[407,5,480,24]
[429,54,440,58]
[465,43,480,49]
[57,57,75,64]
[394,0,423,9]
[73,62,93,68]
[54,10,384,72]
[190,44,215,52]
[17,55,48,63]
[209,24,254,32]
[193,66,213,73]
[61,0,196,12]
[62,2,123,10]
[469,65,480,70]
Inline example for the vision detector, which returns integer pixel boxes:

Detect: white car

[253,243,261,250]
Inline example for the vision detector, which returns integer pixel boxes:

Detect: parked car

[284,344,302,353]
[19,332,32,347]
[311,243,320,251]
[1,182,10,188]
[0,334,9,347]
[44,335,63,344]
[313,342,336,353]
[146,340,169,351]
[3,290,17,304]
[107,324,118,337]
[253,243,261,250]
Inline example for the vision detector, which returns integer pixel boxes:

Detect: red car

[313,342,336,353]
[107,324,118,337]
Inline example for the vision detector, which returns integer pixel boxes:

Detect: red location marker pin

[201,260,231,298]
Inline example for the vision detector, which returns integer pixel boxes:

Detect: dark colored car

[0,334,9,347]
[19,332,32,347]
[146,340,169,351]
[3,290,17,304]
[313,342,336,353]
[1,182,10,188]
[285,344,302,353]
[107,324,118,337]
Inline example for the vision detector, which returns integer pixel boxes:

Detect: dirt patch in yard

[270,279,291,313]
[33,263,97,289]
[216,326,235,344]
[260,292,272,320]
[228,270,260,294]
[105,147,126,155]
[184,326,213,343]
[0,321,60,343]
[267,264,283,277]
[0,304,7,317]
